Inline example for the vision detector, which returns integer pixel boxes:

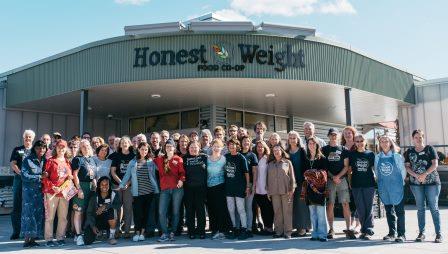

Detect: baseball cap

[327,128,339,136]
[55,139,68,148]
[53,132,62,139]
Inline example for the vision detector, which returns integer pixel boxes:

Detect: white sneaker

[132,235,140,242]
[218,233,226,240]
[73,235,78,243]
[76,235,85,246]
[212,232,221,240]
[138,234,145,241]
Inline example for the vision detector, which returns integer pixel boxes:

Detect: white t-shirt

[256,155,269,195]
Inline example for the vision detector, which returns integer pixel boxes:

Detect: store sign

[133,43,305,72]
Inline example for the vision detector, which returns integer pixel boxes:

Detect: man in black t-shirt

[9,129,35,240]
[321,128,355,239]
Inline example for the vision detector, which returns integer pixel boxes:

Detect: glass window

[244,112,275,136]
[129,118,145,137]
[181,110,199,129]
[145,113,179,132]
[275,116,289,134]
[227,110,243,129]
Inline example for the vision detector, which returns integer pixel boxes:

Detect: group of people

[9,121,443,248]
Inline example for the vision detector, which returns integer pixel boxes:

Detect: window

[129,118,145,136]
[244,112,275,135]
[275,116,289,134]
[146,113,179,132]
[181,110,199,129]
[227,110,243,129]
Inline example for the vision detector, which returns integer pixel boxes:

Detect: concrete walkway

[0,206,446,254]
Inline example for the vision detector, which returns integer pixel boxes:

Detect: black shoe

[238,228,248,240]
[246,231,253,238]
[273,234,283,238]
[145,231,155,238]
[346,230,357,239]
[29,241,40,247]
[395,235,406,243]
[359,233,366,240]
[189,234,196,239]
[319,238,328,242]
[10,234,19,240]
[366,229,375,236]
[415,232,425,242]
[327,229,334,239]
[310,237,318,241]
[57,240,66,246]
[199,234,206,239]
[45,241,56,247]
[383,234,395,241]
[23,242,31,248]
[435,234,443,243]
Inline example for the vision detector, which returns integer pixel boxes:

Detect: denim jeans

[352,187,375,234]
[11,174,22,236]
[384,198,406,236]
[410,184,441,234]
[309,205,328,239]
[159,188,184,234]
[245,192,254,231]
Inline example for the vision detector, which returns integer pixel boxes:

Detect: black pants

[184,186,206,235]
[254,194,274,229]
[207,183,230,233]
[133,194,154,233]
[352,187,375,234]
[146,193,160,233]
[385,198,405,236]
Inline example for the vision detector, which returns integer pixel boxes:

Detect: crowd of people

[8,121,443,248]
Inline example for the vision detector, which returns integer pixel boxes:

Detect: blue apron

[377,156,403,205]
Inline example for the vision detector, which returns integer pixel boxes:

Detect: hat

[53,132,62,138]
[55,139,68,148]
[327,128,339,136]
[189,131,199,136]
[165,139,176,147]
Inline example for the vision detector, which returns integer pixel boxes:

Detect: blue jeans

[410,184,441,234]
[11,174,22,236]
[159,188,184,234]
[309,205,328,239]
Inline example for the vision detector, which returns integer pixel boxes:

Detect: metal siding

[22,112,38,134]
[66,115,80,138]
[37,113,52,136]
[6,34,414,106]
[4,111,22,167]
[53,114,67,138]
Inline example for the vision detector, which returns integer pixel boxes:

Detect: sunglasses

[355,140,364,143]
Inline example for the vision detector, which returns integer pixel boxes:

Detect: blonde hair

[378,135,400,153]
[210,139,224,148]
[287,130,304,151]
[78,139,94,157]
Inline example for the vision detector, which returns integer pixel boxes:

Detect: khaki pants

[44,193,69,241]
[271,194,292,236]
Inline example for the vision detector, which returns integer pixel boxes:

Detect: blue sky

[0,0,446,79]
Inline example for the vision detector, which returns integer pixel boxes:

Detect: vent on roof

[257,22,316,38]
[188,21,254,32]
[124,22,185,35]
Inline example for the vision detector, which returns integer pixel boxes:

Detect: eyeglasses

[355,140,364,143]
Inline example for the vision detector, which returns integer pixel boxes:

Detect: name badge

[104,199,111,204]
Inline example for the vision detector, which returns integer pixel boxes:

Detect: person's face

[308,140,317,152]
[329,133,338,143]
[270,135,280,146]
[188,143,200,156]
[70,141,80,153]
[179,138,188,149]
[121,139,131,151]
[228,127,237,137]
[202,134,210,144]
[413,133,424,146]
[255,124,265,136]
[288,134,298,146]
[161,133,169,143]
[138,145,149,158]
[304,125,314,138]
[114,139,121,150]
[228,142,237,154]
[24,134,34,146]
[100,180,109,193]
[379,137,391,152]
[132,138,138,148]
[343,129,354,142]
[82,134,91,141]
[151,134,160,148]
[165,144,175,154]
[56,144,67,156]
[35,146,46,158]
[190,134,199,142]
[354,137,366,150]
[108,136,115,146]
[98,147,108,159]
[215,131,224,140]
[238,128,247,138]
[42,135,51,146]
[256,142,265,155]
[80,143,90,156]
[92,139,101,149]
[212,143,223,154]
[242,138,251,151]
[273,146,282,160]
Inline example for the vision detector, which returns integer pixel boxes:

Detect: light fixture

[87,106,92,111]
[151,94,161,99]
[265,93,276,98]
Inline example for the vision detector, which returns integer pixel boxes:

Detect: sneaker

[327,229,335,239]
[212,232,221,240]
[218,233,226,240]
[29,241,40,248]
[246,231,253,238]
[199,234,206,239]
[157,234,170,243]
[132,235,140,242]
[310,237,318,241]
[138,234,145,241]
[284,235,291,239]
[345,230,357,239]
[359,233,367,240]
[435,234,443,243]
[169,232,175,241]
[109,238,117,245]
[76,235,85,246]
[366,229,375,236]
[383,234,395,241]
[238,229,248,240]
[227,229,237,240]
[415,232,425,242]
[23,241,31,248]
[45,241,56,247]
[395,235,406,243]
[319,238,328,242]
[363,234,371,240]
[73,235,78,243]
[57,240,66,246]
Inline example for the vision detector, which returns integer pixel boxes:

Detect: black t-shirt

[10,145,32,174]
[302,156,328,172]
[184,154,208,188]
[71,156,97,182]
[224,153,249,198]
[240,151,258,184]
[348,150,375,188]
[322,145,348,176]
[404,145,440,185]
[111,152,135,185]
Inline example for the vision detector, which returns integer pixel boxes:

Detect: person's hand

[288,191,294,202]
[96,205,106,215]
[121,184,128,190]
[92,226,100,235]
[333,176,341,185]
[417,173,427,183]
[52,186,61,193]
[252,184,257,193]
[267,195,271,201]
[78,190,84,199]
[177,180,183,188]
[67,175,74,180]
[245,187,251,197]
[41,172,49,178]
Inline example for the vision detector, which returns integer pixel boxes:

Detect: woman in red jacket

[154,139,185,242]
[42,139,73,247]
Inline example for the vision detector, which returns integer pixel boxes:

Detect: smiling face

[241,138,251,152]
[343,129,354,143]
[228,142,238,154]
[138,144,149,159]
[99,179,110,193]
[35,145,47,158]
[273,146,283,161]
[288,133,299,147]
[307,139,317,153]
[98,146,108,159]
[354,136,366,151]
[188,142,200,156]
[256,142,265,155]
[304,124,314,138]
[165,143,175,155]
[379,137,391,153]
[412,132,424,147]
[24,133,34,147]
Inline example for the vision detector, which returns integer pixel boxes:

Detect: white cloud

[214,9,250,21]
[229,0,356,16]
[114,0,150,5]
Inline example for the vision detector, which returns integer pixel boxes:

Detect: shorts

[327,177,350,204]
[72,181,92,212]
[97,209,116,230]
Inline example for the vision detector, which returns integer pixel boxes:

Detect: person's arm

[245,172,250,196]
[119,161,132,189]
[10,148,21,174]
[288,160,296,199]
[110,163,121,185]
[177,157,185,188]
[252,165,258,193]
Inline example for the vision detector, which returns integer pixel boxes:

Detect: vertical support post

[0,81,6,166]
[80,90,88,136]
[344,88,353,126]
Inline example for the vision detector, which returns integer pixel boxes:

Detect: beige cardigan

[266,158,296,196]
